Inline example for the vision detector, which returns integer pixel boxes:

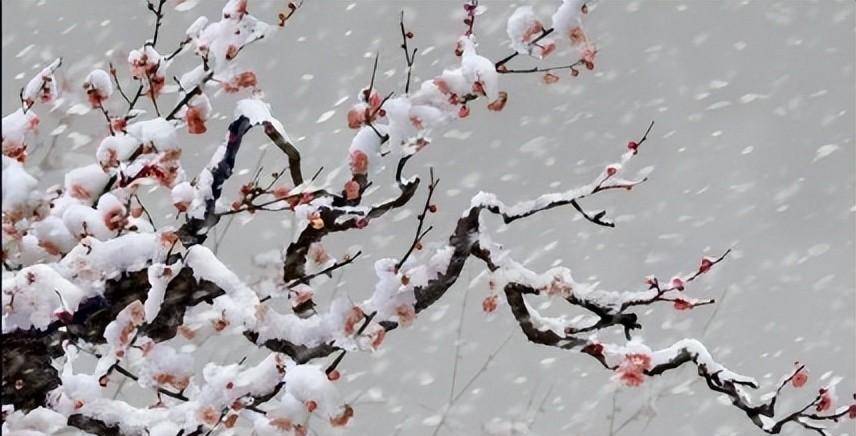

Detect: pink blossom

[433,78,451,95]
[670,276,686,291]
[273,185,291,199]
[349,150,368,175]
[545,276,572,297]
[523,21,544,44]
[223,71,257,93]
[816,389,833,412]
[305,400,318,412]
[539,40,557,58]
[290,287,314,307]
[482,294,498,313]
[606,164,620,177]
[458,105,470,118]
[543,73,560,84]
[329,405,354,427]
[344,180,361,200]
[307,242,329,265]
[581,48,597,66]
[487,91,509,112]
[792,368,808,388]
[395,304,416,327]
[673,299,692,311]
[368,324,386,349]
[569,26,588,46]
[616,353,653,387]
[102,205,127,231]
[645,276,658,289]
[347,107,365,129]
[627,140,639,154]
[699,257,715,274]
[185,106,207,134]
[343,306,364,335]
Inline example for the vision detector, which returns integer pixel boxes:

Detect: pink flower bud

[540,41,557,58]
[185,107,207,134]
[53,309,73,324]
[349,150,369,175]
[344,180,361,200]
[606,164,620,177]
[673,299,692,311]
[699,257,715,273]
[792,368,808,388]
[273,185,291,199]
[487,91,508,112]
[482,295,498,313]
[670,276,685,291]
[627,141,639,154]
[816,390,833,412]
[458,105,470,118]
[347,107,366,129]
[645,276,658,289]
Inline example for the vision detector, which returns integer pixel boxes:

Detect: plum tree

[2,1,853,435]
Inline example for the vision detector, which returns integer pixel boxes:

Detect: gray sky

[2,1,854,435]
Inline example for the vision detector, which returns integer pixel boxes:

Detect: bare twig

[146,0,167,48]
[395,168,439,271]
[399,11,417,94]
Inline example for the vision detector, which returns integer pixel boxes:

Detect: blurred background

[3,1,854,435]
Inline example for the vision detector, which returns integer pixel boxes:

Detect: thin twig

[108,63,132,105]
[395,168,439,271]
[495,28,555,70]
[399,11,417,94]
[146,0,167,48]
[498,58,586,75]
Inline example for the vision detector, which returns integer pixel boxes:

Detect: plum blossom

[615,353,653,387]
[698,256,715,273]
[103,300,146,358]
[22,58,61,107]
[506,6,554,58]
[349,150,368,175]
[816,388,834,412]
[343,180,360,200]
[83,69,113,108]
[343,306,364,336]
[395,303,416,327]
[2,109,40,162]
[182,94,212,134]
[792,366,808,388]
[482,294,498,313]
[673,298,692,311]
[128,46,166,97]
